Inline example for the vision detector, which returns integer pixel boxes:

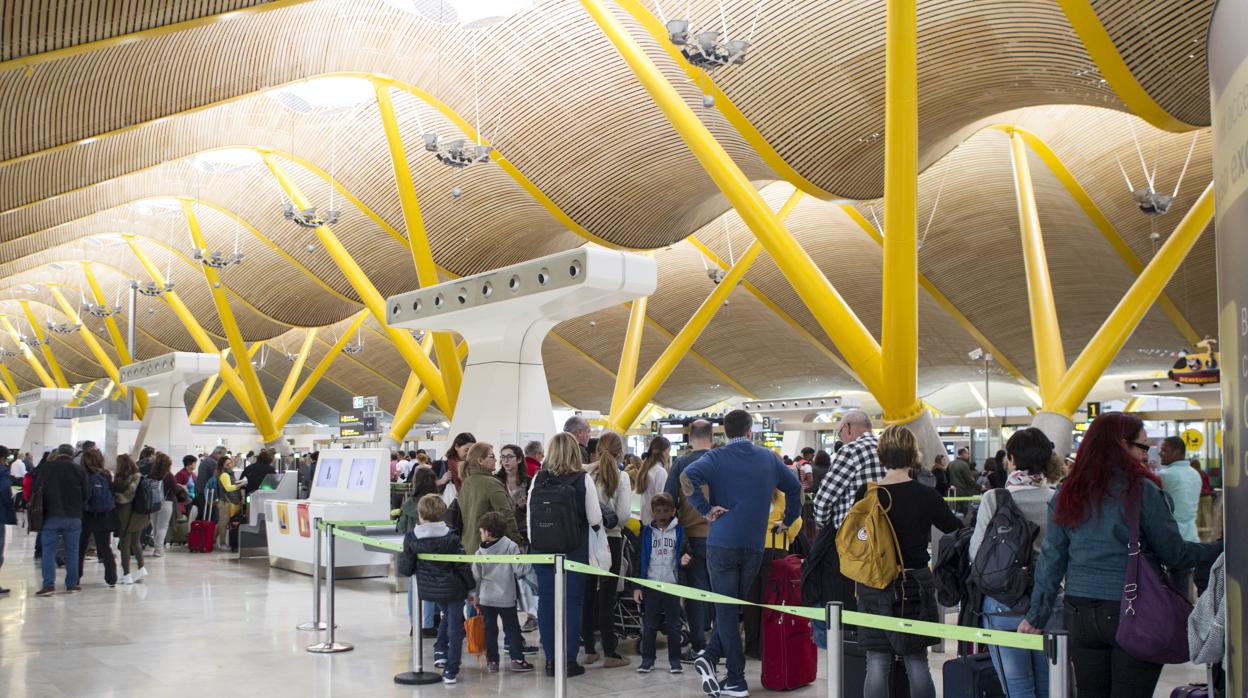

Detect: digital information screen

[316,457,343,488]
[347,458,376,490]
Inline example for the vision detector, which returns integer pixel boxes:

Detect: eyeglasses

[1128,440,1150,452]
[500,454,517,460]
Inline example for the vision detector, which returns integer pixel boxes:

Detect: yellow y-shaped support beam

[274,312,370,428]
[181,201,280,442]
[375,82,464,406]
[607,190,804,432]
[273,329,317,417]
[387,340,469,444]
[580,0,885,401]
[611,294,648,418]
[394,334,437,417]
[1008,128,1068,400]
[80,262,148,416]
[18,301,69,388]
[0,363,18,396]
[67,380,97,407]
[991,124,1201,345]
[47,285,142,418]
[1047,183,1213,416]
[125,238,260,425]
[260,154,452,417]
[191,344,263,424]
[879,0,922,422]
[0,316,56,387]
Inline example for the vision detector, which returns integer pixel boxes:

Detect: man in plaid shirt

[812,410,883,529]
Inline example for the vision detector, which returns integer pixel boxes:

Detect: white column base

[1031,411,1075,459]
[895,410,947,471]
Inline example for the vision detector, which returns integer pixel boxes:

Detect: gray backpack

[969,489,1039,610]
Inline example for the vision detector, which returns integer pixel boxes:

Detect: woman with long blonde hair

[634,435,670,526]
[528,432,602,677]
[581,431,632,667]
[457,441,520,553]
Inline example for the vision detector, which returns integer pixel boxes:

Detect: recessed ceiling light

[381,0,534,29]
[269,77,377,114]
[188,148,261,174]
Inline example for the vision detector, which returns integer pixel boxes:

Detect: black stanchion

[307,524,353,653]
[394,574,440,684]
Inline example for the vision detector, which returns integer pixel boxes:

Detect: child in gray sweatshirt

[472,511,537,673]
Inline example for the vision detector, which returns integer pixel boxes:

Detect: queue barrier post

[825,602,843,698]
[296,517,327,631]
[307,524,354,653]
[554,554,567,698]
[394,573,440,684]
[1046,630,1069,698]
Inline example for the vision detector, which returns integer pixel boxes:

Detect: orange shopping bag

[465,607,486,655]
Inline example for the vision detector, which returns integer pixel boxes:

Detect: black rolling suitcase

[843,631,909,698]
[942,651,1004,697]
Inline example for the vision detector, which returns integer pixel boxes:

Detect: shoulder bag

[1115,486,1193,664]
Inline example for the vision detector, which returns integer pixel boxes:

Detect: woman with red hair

[1018,412,1221,697]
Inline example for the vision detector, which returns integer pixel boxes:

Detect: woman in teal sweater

[1019,413,1221,697]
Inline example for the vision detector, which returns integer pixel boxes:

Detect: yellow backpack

[835,482,903,589]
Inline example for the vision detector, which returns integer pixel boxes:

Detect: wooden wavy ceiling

[0,0,1220,421]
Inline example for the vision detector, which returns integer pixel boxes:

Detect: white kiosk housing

[386,247,657,446]
[16,387,75,456]
[118,352,219,460]
[265,447,392,577]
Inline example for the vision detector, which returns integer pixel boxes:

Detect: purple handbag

[1114,487,1193,664]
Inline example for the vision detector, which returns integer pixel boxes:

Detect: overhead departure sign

[1085,402,1101,421]
[339,411,364,425]
[339,426,363,438]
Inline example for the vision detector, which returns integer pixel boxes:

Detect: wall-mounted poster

[277,502,290,535]
[297,502,311,538]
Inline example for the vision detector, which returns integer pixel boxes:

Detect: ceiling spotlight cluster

[81,301,121,318]
[340,342,365,355]
[133,280,175,297]
[20,334,45,348]
[46,321,81,334]
[283,201,339,228]
[1132,187,1174,215]
[423,133,492,168]
[665,20,750,69]
[193,248,245,269]
[0,348,19,358]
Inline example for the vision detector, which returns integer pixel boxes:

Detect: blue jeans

[535,555,587,665]
[404,585,437,630]
[39,516,82,589]
[983,595,1048,698]
[684,537,710,651]
[704,545,763,688]
[433,600,466,675]
[0,523,6,569]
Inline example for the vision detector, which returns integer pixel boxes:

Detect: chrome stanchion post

[1046,631,1069,698]
[395,574,440,684]
[826,602,843,698]
[297,517,326,631]
[554,554,567,698]
[307,523,353,653]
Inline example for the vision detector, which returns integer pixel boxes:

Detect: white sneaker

[119,573,134,585]
[136,567,148,581]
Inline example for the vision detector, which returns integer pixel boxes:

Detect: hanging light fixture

[341,326,365,355]
[193,248,245,269]
[422,134,492,168]
[46,320,81,334]
[133,279,174,297]
[282,200,340,228]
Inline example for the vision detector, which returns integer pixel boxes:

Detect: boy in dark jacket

[398,494,475,684]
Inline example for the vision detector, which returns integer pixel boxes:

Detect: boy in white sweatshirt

[635,493,690,674]
[472,511,536,673]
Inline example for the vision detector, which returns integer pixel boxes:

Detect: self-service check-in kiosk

[237,472,298,559]
[264,448,392,577]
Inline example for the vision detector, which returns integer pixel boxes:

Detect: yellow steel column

[181,201,280,442]
[189,374,220,424]
[47,286,141,417]
[192,344,263,424]
[394,335,436,418]
[0,316,56,387]
[260,154,452,416]
[387,340,469,443]
[879,0,922,421]
[274,312,370,427]
[81,262,147,416]
[67,380,97,407]
[0,363,18,396]
[19,301,69,388]
[607,191,804,432]
[0,377,13,404]
[374,81,464,405]
[579,0,885,398]
[1008,128,1067,400]
[125,237,261,425]
[273,329,318,417]
[1049,183,1215,416]
[610,294,648,417]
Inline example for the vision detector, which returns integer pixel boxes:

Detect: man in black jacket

[34,444,89,596]
[241,450,277,495]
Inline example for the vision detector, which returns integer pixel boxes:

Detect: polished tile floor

[0,526,1206,697]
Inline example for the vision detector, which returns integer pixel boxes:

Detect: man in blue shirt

[1157,435,1202,600]
[683,409,802,698]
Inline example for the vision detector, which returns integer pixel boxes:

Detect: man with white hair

[812,410,882,529]
[563,415,591,463]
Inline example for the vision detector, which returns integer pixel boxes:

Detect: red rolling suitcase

[189,490,216,553]
[761,532,817,690]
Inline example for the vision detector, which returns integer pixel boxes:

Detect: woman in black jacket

[77,449,118,587]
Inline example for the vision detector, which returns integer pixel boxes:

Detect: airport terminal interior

[2,0,1247,696]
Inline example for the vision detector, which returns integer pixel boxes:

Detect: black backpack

[85,472,116,513]
[969,489,1039,609]
[132,475,164,515]
[528,471,585,554]
[933,526,974,608]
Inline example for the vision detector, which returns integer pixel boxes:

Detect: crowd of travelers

[389,407,1225,697]
[0,406,1227,698]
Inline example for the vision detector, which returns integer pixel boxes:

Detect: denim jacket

[1025,478,1222,627]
